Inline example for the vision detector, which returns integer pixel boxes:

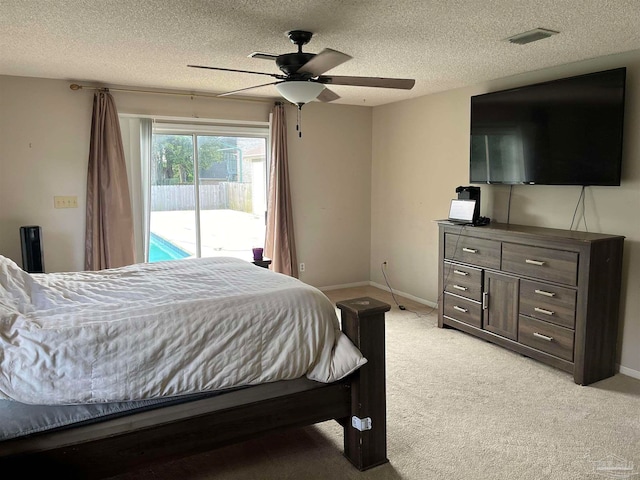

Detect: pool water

[149,233,191,262]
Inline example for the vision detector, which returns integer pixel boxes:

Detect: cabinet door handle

[534,289,556,297]
[533,332,554,342]
[453,306,468,313]
[525,259,546,266]
[534,307,555,316]
[453,270,469,276]
[462,247,478,254]
[482,292,488,310]
[452,285,468,291]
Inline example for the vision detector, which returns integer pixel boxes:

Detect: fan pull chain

[296,103,303,138]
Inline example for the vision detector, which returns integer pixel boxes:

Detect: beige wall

[371,49,640,375]
[0,76,372,288]
[0,76,93,272]
[286,102,372,288]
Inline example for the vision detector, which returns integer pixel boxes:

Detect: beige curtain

[265,102,298,277]
[85,90,135,271]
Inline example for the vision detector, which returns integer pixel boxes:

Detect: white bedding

[0,256,366,405]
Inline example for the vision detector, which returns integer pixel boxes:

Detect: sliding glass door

[148,124,268,263]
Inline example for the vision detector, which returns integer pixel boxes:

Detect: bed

[0,255,389,477]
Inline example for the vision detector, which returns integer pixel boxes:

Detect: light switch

[54,196,78,209]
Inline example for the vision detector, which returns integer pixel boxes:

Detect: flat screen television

[469,67,626,185]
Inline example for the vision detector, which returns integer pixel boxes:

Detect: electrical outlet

[54,196,78,209]
[299,262,305,272]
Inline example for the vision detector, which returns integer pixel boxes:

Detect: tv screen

[469,67,626,186]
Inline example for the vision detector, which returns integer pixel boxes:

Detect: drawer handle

[534,307,555,316]
[453,306,468,313]
[452,285,468,291]
[462,248,478,254]
[534,289,556,297]
[533,332,554,342]
[453,270,469,276]
[525,259,546,266]
[482,292,488,310]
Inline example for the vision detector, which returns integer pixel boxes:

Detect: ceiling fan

[188,30,416,107]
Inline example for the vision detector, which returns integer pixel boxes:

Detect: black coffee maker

[455,186,489,226]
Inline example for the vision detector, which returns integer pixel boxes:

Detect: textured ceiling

[1,0,639,106]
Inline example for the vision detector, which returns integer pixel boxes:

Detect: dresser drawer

[443,293,482,328]
[502,243,578,286]
[444,234,501,270]
[518,316,574,361]
[443,262,482,301]
[520,280,576,328]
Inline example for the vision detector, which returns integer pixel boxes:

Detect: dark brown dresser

[437,222,625,385]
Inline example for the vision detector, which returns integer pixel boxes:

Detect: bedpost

[337,297,390,471]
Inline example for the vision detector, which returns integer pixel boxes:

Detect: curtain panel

[139,118,152,262]
[85,91,135,270]
[265,103,298,277]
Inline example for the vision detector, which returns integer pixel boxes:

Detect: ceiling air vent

[507,28,559,45]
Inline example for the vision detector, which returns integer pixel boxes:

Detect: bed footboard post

[337,297,390,471]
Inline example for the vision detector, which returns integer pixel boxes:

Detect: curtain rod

[69,83,274,105]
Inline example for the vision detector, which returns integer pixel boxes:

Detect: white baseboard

[618,364,640,381]
[318,281,371,292]
[369,281,438,308]
[318,280,438,309]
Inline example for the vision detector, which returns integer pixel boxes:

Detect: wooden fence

[151,183,252,212]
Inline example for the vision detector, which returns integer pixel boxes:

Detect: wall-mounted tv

[469,67,626,186]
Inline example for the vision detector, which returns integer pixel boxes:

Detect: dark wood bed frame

[0,297,390,478]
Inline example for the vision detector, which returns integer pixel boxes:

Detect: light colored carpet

[109,286,640,480]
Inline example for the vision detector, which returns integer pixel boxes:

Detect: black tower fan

[20,226,45,273]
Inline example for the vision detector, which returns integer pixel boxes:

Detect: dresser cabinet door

[484,271,519,341]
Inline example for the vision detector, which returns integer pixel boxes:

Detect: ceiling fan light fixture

[276,81,325,106]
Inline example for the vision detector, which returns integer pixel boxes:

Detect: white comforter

[0,256,366,405]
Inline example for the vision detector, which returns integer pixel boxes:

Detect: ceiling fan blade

[188,64,282,79]
[317,75,415,90]
[217,81,285,97]
[316,87,341,103]
[248,52,279,60]
[298,48,352,77]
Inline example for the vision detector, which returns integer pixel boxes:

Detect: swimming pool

[148,233,191,262]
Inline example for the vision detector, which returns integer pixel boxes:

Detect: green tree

[152,135,234,185]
